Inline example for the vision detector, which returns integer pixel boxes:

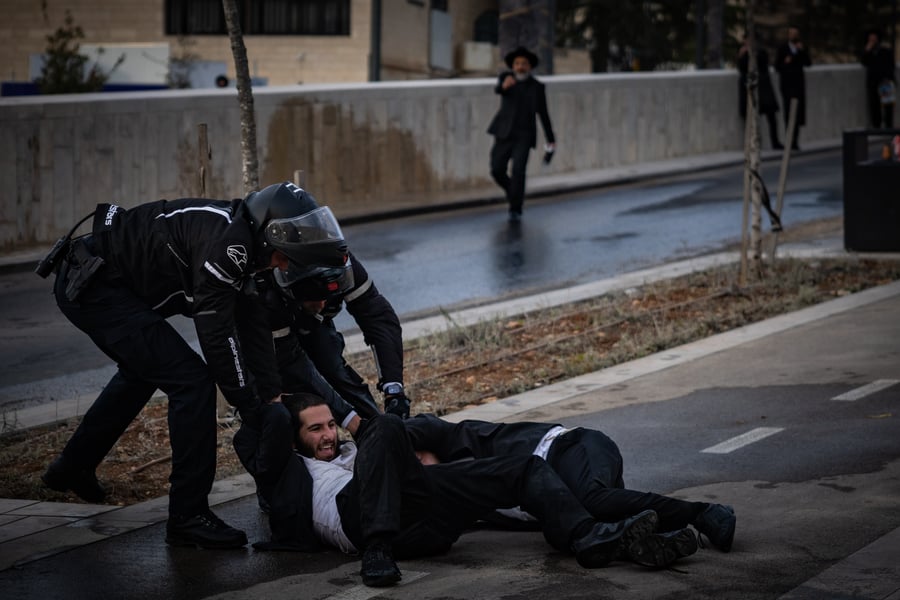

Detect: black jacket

[233,403,320,551]
[403,413,556,461]
[861,45,896,87]
[262,252,404,385]
[774,42,812,125]
[487,71,555,148]
[91,198,280,408]
[738,48,779,117]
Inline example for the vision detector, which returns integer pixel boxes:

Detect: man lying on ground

[234,394,699,587]
[404,413,736,553]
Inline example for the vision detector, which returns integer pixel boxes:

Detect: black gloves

[384,393,411,419]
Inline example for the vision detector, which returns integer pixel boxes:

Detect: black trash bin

[842,128,900,252]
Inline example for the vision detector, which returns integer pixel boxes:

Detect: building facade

[1,0,580,89]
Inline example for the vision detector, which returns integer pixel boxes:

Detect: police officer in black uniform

[38,182,348,549]
[260,250,409,423]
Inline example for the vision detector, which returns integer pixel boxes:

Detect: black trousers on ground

[548,429,705,532]
[490,134,532,214]
[54,257,217,517]
[336,416,596,558]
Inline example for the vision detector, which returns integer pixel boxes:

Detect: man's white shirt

[301,442,358,553]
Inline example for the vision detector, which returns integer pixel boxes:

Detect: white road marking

[325,571,429,600]
[701,427,785,454]
[831,379,899,401]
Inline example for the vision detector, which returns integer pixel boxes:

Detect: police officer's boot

[41,454,106,503]
[165,509,248,549]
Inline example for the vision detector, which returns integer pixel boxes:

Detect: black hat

[504,46,539,69]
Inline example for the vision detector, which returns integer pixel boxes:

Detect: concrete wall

[0,65,866,250]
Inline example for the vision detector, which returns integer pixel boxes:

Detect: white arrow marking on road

[701,427,785,454]
[325,571,429,600]
[831,379,899,401]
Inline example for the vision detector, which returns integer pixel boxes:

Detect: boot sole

[628,529,698,568]
[362,573,402,587]
[576,510,659,568]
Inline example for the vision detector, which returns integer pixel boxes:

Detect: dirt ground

[2,217,899,507]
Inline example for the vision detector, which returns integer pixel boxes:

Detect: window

[165,0,350,36]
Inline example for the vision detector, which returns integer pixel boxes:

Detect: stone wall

[0,65,867,249]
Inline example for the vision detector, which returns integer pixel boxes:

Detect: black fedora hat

[504,46,539,68]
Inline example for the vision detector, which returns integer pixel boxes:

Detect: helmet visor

[264,206,347,268]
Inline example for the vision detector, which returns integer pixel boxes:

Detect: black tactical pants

[54,258,217,517]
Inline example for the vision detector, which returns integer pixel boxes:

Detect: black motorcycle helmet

[273,258,355,302]
[242,182,348,270]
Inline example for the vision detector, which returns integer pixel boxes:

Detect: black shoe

[360,541,402,587]
[572,509,658,568]
[165,510,248,549]
[508,210,522,222]
[773,142,784,150]
[627,527,698,568]
[693,504,736,552]
[41,455,106,503]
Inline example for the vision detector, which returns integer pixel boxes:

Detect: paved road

[0,148,844,412]
[340,148,843,321]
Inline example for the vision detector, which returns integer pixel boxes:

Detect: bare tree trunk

[746,0,763,276]
[222,0,259,194]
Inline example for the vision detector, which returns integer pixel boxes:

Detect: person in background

[774,26,812,150]
[487,46,556,222]
[861,29,896,129]
[738,36,783,150]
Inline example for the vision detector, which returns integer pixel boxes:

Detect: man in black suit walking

[488,46,556,221]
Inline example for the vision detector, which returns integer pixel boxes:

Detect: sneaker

[572,509,658,568]
[360,541,402,587]
[41,455,106,503]
[693,504,736,552]
[165,510,248,549]
[627,528,698,568]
